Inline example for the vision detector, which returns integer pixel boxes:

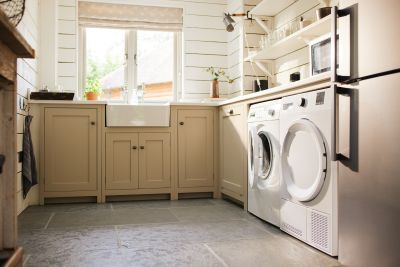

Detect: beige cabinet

[139,133,171,189]
[105,133,139,190]
[220,104,247,200]
[177,109,214,188]
[43,108,98,192]
[106,132,170,190]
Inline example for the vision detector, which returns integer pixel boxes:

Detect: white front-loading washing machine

[280,88,338,256]
[247,99,281,227]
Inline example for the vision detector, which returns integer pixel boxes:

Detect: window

[82,28,180,102]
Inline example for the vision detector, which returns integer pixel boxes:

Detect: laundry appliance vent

[281,222,304,239]
[310,210,329,250]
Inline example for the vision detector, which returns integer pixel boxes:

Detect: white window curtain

[78,1,183,31]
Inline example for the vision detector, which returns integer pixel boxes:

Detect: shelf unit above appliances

[245,15,332,62]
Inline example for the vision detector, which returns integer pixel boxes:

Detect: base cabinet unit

[105,132,171,192]
[219,104,247,202]
[105,133,139,190]
[40,106,102,203]
[139,133,171,189]
[177,109,215,189]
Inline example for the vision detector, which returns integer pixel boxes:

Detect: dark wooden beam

[0,9,34,58]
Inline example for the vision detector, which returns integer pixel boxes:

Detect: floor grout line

[22,254,31,266]
[203,243,229,267]
[43,212,55,230]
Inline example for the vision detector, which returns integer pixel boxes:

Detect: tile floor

[18,199,341,267]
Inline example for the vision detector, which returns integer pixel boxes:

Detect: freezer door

[337,73,400,267]
[339,0,400,78]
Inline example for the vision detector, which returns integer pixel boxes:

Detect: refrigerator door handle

[332,84,352,162]
[331,6,352,83]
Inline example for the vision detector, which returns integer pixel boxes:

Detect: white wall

[16,0,40,214]
[38,0,230,100]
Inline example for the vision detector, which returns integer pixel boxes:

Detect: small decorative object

[299,17,312,28]
[0,0,25,26]
[316,0,332,20]
[205,67,231,98]
[85,78,101,100]
[254,79,268,92]
[290,72,301,82]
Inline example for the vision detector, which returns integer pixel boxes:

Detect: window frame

[79,26,181,102]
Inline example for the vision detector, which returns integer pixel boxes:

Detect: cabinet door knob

[179,122,184,125]
[140,146,145,149]
[132,146,137,150]
[90,121,96,125]
[229,109,234,115]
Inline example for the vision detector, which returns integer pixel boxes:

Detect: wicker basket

[0,0,25,26]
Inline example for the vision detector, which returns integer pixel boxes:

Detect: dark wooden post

[0,8,34,267]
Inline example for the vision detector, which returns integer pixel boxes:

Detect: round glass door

[281,119,327,202]
[257,131,274,180]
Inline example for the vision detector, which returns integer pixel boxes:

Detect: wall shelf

[249,0,297,16]
[246,15,332,61]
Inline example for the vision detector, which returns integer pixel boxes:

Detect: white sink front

[106,103,170,127]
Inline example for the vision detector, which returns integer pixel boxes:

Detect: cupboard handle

[140,146,145,149]
[90,121,96,125]
[229,109,234,115]
[132,146,137,150]
[179,122,184,125]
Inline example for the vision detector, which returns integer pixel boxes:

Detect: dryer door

[281,118,327,202]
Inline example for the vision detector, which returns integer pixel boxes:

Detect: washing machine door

[281,118,327,202]
[256,129,275,184]
[248,126,260,189]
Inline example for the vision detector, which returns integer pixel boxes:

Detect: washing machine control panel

[248,100,282,122]
[281,88,332,113]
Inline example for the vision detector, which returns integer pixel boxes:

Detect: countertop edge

[28,73,330,107]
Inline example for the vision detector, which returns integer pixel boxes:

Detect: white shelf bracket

[253,60,274,78]
[254,17,272,34]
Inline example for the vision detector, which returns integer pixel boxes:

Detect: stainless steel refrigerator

[333,0,400,266]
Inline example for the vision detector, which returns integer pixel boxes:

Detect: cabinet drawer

[221,104,243,117]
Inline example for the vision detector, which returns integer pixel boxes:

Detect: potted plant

[205,67,231,98]
[85,78,101,100]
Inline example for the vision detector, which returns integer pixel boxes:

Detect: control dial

[296,97,306,107]
[268,109,275,116]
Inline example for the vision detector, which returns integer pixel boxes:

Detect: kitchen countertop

[29,73,330,107]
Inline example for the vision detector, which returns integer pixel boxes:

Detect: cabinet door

[44,108,97,191]
[178,109,214,188]
[106,133,139,190]
[220,105,246,196]
[139,133,171,189]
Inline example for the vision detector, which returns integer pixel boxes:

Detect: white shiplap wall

[39,0,231,100]
[57,0,78,92]
[15,0,40,214]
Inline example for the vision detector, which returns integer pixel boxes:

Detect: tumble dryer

[247,99,281,227]
[280,88,338,256]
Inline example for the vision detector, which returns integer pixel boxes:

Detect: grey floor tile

[170,205,245,222]
[112,199,215,210]
[18,199,342,267]
[20,226,119,256]
[25,248,126,267]
[117,220,269,249]
[47,208,179,228]
[23,203,111,214]
[207,237,340,267]
[122,243,224,267]
[18,212,53,231]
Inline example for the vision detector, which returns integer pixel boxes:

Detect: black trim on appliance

[341,68,400,85]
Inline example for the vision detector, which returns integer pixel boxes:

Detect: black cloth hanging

[22,115,38,198]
